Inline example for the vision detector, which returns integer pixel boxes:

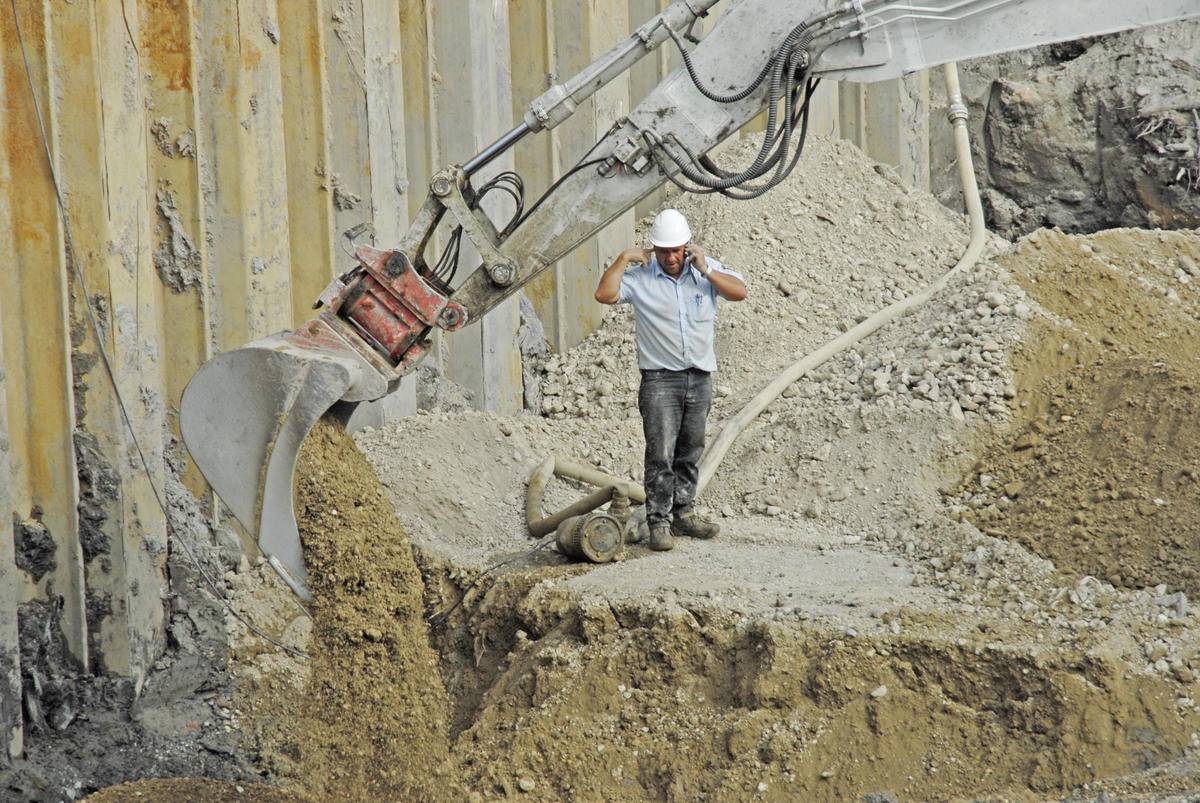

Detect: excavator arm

[180,0,1200,599]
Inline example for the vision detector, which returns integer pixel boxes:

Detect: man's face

[654,244,688,276]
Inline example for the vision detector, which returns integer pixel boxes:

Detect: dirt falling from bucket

[256,421,457,801]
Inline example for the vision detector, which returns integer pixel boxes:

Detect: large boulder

[981,21,1200,237]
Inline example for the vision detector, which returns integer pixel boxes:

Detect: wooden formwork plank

[0,28,25,763]
[856,74,931,192]
[839,81,868,152]
[509,0,565,350]
[431,0,523,413]
[0,0,88,668]
[361,0,416,416]
[551,0,634,352]
[397,0,450,379]
[93,0,170,685]
[42,0,166,683]
[320,0,374,261]
[193,0,293,354]
[362,0,406,244]
[140,0,214,504]
[398,0,437,222]
[807,80,841,140]
[278,0,336,324]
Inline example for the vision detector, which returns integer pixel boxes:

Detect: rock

[1013,433,1039,451]
[870,684,888,699]
[518,778,536,793]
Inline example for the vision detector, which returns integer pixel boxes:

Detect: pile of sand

[949,229,1200,595]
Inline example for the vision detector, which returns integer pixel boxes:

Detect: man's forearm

[707,268,747,301]
[595,256,630,304]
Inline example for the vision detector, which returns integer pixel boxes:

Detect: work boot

[649,522,675,551]
[672,511,719,540]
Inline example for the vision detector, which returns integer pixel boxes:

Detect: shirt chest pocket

[687,291,714,322]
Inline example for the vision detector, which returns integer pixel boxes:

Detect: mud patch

[14,516,55,583]
[950,228,1200,592]
[153,187,202,292]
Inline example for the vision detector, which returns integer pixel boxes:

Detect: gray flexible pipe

[527,62,987,520]
[697,65,986,492]
[525,457,644,538]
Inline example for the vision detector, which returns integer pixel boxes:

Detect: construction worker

[594,209,747,551]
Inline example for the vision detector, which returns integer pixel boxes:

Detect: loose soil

[951,229,1200,593]
[240,422,456,801]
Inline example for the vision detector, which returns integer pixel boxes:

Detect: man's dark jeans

[638,367,712,528]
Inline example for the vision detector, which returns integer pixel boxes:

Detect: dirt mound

[539,136,1002,424]
[245,423,456,801]
[948,228,1200,592]
[429,572,1194,801]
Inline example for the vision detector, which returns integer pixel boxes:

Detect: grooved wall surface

[0,0,934,761]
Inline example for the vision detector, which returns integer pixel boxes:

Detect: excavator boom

[180,0,1200,599]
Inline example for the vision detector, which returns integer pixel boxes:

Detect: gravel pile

[539,135,1018,426]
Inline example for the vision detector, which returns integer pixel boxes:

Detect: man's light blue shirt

[616,256,743,372]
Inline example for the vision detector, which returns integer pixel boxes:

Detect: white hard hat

[649,209,692,248]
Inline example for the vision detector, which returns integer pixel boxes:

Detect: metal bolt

[488,260,516,286]
[431,175,453,197]
[438,306,463,329]
[383,253,406,278]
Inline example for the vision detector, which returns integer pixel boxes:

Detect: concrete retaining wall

[0,0,945,760]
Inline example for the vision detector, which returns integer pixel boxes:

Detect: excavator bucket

[180,318,390,600]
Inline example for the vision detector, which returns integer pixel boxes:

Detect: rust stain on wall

[142,0,194,92]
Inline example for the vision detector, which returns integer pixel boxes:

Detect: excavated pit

[217,422,1198,802]
[87,137,1200,801]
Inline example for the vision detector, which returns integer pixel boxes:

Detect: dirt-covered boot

[672,511,720,540]
[649,522,675,551]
